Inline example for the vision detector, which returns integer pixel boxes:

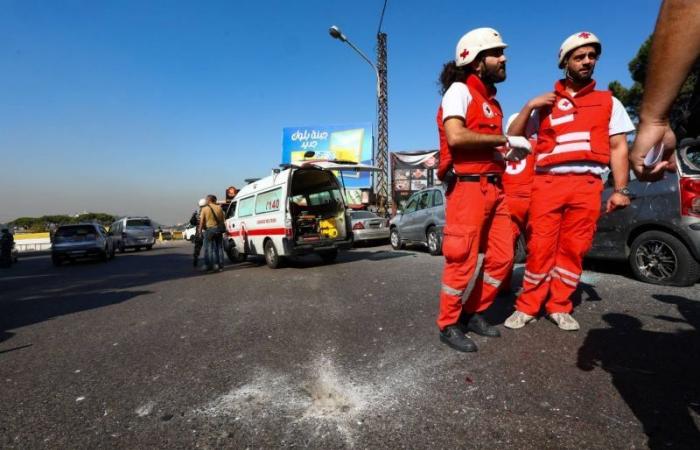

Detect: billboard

[282,123,373,189]
[391,150,440,209]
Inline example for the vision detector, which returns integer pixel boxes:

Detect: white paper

[644,142,664,167]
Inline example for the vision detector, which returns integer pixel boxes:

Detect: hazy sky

[1,0,660,225]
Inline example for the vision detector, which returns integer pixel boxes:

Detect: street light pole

[329,25,389,214]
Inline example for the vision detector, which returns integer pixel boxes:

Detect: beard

[567,65,594,84]
[482,62,506,84]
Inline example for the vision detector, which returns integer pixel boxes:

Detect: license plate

[69,251,85,255]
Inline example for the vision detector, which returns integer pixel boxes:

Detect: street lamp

[328,25,389,214]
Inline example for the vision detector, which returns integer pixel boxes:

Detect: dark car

[589,141,700,286]
[51,223,115,266]
[389,187,445,255]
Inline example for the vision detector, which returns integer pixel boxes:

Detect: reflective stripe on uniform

[551,271,578,288]
[441,283,464,297]
[553,266,580,280]
[483,272,501,288]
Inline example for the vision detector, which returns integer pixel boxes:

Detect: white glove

[504,135,532,162]
[506,135,532,152]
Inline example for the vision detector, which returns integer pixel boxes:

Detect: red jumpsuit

[500,148,535,291]
[516,80,613,316]
[436,74,514,330]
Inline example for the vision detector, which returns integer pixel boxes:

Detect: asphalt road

[1,241,698,449]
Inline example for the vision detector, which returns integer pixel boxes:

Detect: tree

[609,35,699,137]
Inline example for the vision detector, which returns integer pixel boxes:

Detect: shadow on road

[0,250,202,345]
[577,294,700,449]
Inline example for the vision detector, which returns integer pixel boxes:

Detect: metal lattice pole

[376,31,389,213]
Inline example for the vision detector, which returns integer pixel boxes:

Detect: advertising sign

[390,150,440,209]
[282,123,373,189]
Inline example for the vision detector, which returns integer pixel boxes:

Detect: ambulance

[225,160,377,268]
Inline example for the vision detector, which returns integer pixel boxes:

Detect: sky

[0,0,662,225]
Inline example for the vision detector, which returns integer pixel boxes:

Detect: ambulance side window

[226,202,237,219]
[238,196,255,218]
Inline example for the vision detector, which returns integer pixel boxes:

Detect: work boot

[439,326,477,353]
[461,313,501,337]
[504,310,536,329]
[548,312,580,331]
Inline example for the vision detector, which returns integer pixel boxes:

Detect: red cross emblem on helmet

[578,32,591,39]
[460,49,469,59]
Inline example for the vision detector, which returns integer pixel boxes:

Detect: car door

[590,171,641,258]
[414,191,432,242]
[429,189,446,233]
[398,195,420,240]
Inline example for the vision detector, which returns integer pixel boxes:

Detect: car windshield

[55,225,97,238]
[126,219,151,227]
[350,211,378,219]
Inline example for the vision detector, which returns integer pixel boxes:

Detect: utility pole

[376,31,389,214]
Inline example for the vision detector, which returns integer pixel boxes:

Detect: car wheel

[390,228,404,250]
[52,255,62,266]
[427,227,442,256]
[146,245,153,250]
[319,249,338,264]
[189,236,195,243]
[135,247,141,252]
[118,242,125,253]
[629,230,700,286]
[227,244,247,263]
[264,240,281,269]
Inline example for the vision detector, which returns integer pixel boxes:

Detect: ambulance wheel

[227,245,247,263]
[427,227,442,256]
[319,249,338,264]
[629,230,700,286]
[264,239,281,269]
[390,228,404,250]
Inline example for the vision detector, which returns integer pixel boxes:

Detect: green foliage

[9,213,116,232]
[608,35,699,134]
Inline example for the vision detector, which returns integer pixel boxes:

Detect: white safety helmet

[198,198,206,207]
[558,31,602,68]
[455,27,507,67]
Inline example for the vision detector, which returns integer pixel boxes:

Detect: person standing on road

[436,27,532,353]
[499,113,537,294]
[198,195,225,272]
[505,32,634,331]
[190,198,206,267]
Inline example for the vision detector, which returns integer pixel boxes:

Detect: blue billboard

[282,123,373,189]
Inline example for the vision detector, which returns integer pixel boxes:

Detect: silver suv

[389,187,445,255]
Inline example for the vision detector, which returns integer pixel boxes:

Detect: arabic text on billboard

[282,124,373,189]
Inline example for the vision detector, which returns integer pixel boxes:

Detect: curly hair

[438,61,472,95]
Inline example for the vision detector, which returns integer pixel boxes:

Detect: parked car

[51,223,115,266]
[588,141,700,286]
[389,186,445,255]
[0,227,18,267]
[349,211,390,245]
[184,225,197,242]
[110,216,156,252]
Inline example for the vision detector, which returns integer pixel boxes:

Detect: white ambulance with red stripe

[225,160,377,268]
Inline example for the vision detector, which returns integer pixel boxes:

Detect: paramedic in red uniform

[505,32,634,331]
[500,113,536,293]
[436,27,532,352]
